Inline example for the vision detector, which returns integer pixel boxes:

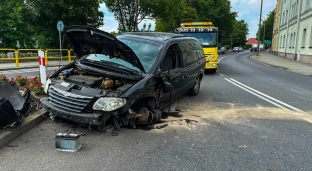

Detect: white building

[278,0,312,64]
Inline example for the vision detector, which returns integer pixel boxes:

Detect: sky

[98,0,276,39]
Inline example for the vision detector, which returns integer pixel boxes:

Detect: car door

[158,43,186,108]
[177,40,202,94]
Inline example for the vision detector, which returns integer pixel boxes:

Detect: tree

[231,19,249,46]
[104,0,157,32]
[22,0,104,48]
[0,0,35,48]
[188,0,237,39]
[154,0,199,32]
[256,10,275,44]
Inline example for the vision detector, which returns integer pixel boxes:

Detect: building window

[293,32,295,48]
[302,28,306,48]
[283,35,285,48]
[280,36,282,48]
[283,12,285,24]
[289,33,293,48]
[309,27,312,48]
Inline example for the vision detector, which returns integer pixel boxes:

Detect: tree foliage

[22,0,104,48]
[154,0,198,32]
[0,0,104,48]
[103,0,156,32]
[231,19,249,46]
[256,10,275,44]
[0,0,35,48]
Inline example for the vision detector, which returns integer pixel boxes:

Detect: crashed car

[41,26,206,130]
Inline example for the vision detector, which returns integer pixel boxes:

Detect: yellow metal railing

[0,48,76,67]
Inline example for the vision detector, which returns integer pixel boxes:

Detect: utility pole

[134,0,139,31]
[257,0,263,56]
[263,17,266,50]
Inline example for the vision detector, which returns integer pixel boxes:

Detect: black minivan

[41,26,206,129]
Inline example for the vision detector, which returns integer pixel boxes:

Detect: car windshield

[118,37,163,72]
[178,32,217,47]
[83,54,142,73]
[83,38,163,73]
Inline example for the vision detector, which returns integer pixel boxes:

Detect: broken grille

[48,86,93,113]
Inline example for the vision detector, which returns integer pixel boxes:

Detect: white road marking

[218,55,230,62]
[224,78,312,123]
[228,78,303,112]
[224,78,290,110]
[219,73,226,77]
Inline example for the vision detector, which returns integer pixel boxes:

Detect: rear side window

[178,40,204,67]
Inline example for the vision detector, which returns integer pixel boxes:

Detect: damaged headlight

[44,78,52,94]
[92,98,127,112]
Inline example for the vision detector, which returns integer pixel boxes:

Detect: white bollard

[38,50,46,85]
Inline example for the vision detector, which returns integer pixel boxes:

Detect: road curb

[0,109,48,149]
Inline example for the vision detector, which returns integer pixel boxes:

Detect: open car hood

[62,26,145,73]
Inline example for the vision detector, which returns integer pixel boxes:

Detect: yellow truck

[176,22,218,73]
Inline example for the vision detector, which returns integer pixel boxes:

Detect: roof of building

[246,38,258,44]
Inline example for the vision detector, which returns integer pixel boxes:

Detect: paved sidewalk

[0,61,69,71]
[251,52,312,76]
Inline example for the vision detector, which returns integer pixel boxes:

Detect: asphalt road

[1,51,312,171]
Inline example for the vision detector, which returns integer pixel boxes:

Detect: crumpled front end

[41,67,135,129]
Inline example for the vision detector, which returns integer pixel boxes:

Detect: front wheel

[188,77,201,96]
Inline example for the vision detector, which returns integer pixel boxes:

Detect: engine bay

[52,67,134,96]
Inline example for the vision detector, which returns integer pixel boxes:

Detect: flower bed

[0,73,51,115]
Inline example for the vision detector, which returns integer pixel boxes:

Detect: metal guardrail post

[45,49,48,65]
[68,49,71,63]
[15,50,19,67]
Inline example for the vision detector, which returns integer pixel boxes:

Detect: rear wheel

[188,77,201,96]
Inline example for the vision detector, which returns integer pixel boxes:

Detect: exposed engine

[54,68,133,94]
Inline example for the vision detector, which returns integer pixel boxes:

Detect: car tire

[188,76,201,96]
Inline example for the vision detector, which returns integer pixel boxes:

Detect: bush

[224,45,231,50]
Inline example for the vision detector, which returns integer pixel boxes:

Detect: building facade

[272,0,282,54]
[277,0,312,64]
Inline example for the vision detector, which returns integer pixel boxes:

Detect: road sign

[57,20,64,67]
[264,40,272,45]
[57,21,64,32]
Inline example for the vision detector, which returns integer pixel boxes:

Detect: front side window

[118,37,163,72]
[161,44,180,71]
